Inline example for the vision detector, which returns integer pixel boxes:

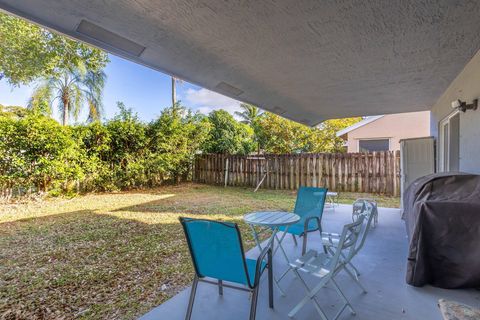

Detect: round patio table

[244,211,300,296]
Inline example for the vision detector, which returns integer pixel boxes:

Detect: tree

[0,12,108,86]
[203,110,255,154]
[104,102,148,188]
[106,102,147,165]
[257,112,361,153]
[84,69,107,122]
[148,103,210,182]
[234,103,263,125]
[257,112,311,153]
[235,103,265,153]
[28,85,52,116]
[28,68,107,125]
[0,104,29,119]
[310,118,362,153]
[72,121,112,191]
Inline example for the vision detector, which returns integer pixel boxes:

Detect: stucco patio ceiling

[2,1,480,125]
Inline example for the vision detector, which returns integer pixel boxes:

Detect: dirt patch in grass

[0,183,399,319]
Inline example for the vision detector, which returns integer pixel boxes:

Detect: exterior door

[439,111,460,172]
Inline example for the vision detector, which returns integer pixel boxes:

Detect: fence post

[224,157,229,187]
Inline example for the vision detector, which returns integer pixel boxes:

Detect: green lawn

[0,183,399,319]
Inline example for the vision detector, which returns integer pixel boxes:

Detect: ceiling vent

[76,20,145,57]
[215,82,244,96]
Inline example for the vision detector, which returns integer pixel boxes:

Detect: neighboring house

[336,111,430,153]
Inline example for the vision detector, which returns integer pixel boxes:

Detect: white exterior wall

[431,50,480,174]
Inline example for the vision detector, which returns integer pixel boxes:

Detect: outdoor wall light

[451,99,478,112]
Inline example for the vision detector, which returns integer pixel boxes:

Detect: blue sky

[0,54,243,123]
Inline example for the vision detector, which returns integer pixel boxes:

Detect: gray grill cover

[402,172,480,288]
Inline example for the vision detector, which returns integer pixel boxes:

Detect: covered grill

[402,172,480,288]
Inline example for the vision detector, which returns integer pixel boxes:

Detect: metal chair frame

[287,187,328,256]
[288,216,366,320]
[322,199,377,291]
[276,187,328,288]
[352,198,378,227]
[180,217,273,320]
[276,215,328,286]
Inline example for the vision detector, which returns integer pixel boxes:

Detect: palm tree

[27,83,52,116]
[234,103,263,125]
[29,67,106,125]
[84,70,106,122]
[235,103,264,154]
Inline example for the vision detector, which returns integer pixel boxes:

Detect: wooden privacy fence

[193,151,401,196]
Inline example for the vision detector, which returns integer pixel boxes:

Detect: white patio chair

[352,198,378,227]
[288,216,365,320]
[321,199,377,291]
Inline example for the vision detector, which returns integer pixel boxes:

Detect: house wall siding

[430,50,480,174]
[346,111,430,152]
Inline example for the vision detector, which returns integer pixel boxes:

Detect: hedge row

[0,105,210,198]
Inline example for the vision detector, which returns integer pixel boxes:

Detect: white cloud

[182,88,242,116]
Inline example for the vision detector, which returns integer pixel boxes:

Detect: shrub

[0,103,212,197]
[71,121,111,191]
[0,111,82,195]
[203,110,255,154]
[1,101,358,198]
[147,104,211,182]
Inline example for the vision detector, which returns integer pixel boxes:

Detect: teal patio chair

[179,217,273,320]
[279,186,327,255]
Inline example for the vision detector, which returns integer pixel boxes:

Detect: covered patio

[140,205,480,320]
[2,1,480,319]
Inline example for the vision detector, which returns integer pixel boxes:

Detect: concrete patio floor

[140,205,480,320]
